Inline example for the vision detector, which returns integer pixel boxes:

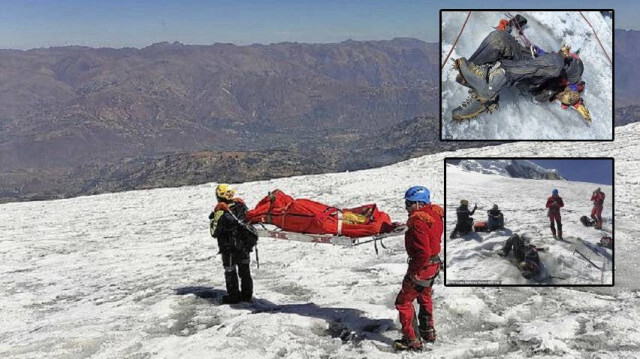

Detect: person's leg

[488,217,496,231]
[395,277,421,341]
[417,287,436,342]
[511,235,525,261]
[468,30,529,65]
[415,263,440,343]
[595,207,603,229]
[502,235,515,255]
[499,53,564,84]
[237,252,253,302]
[222,252,241,302]
[549,216,557,238]
[450,224,459,239]
[557,216,563,239]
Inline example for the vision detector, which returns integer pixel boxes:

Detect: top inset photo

[440,10,613,141]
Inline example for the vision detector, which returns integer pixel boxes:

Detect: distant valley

[0,30,638,202]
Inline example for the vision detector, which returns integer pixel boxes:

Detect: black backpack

[238,221,259,252]
[580,215,595,227]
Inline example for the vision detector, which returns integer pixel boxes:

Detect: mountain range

[456,159,566,180]
[1,29,637,202]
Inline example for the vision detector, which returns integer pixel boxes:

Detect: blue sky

[0,0,634,49]
[531,159,613,186]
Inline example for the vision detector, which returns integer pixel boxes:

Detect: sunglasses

[405,200,416,208]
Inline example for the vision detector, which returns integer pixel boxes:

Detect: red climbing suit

[395,204,443,340]
[546,195,564,238]
[591,191,605,229]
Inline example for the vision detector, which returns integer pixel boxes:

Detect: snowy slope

[446,163,611,285]
[458,159,566,179]
[1,123,639,358]
[441,11,613,140]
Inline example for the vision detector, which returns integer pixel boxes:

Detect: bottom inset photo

[444,158,613,286]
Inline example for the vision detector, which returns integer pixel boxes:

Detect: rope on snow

[579,11,612,66]
[441,11,472,70]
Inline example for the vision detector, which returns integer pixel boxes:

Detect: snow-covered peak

[457,159,566,180]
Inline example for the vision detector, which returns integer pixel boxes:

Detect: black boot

[452,90,500,121]
[238,259,253,302]
[453,58,507,100]
[393,337,422,351]
[222,294,241,304]
[419,328,436,343]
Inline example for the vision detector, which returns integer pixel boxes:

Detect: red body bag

[246,189,393,238]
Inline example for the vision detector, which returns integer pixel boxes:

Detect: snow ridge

[458,159,566,180]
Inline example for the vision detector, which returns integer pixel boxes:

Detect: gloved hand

[473,204,478,210]
[215,202,230,212]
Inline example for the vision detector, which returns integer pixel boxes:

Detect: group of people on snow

[449,187,607,279]
[208,184,443,352]
[449,200,504,238]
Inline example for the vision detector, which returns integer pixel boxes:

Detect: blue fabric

[488,216,504,229]
[568,83,578,91]
[533,45,546,56]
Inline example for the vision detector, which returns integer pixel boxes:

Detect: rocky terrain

[1,29,638,202]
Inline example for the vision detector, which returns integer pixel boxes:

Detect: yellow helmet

[216,184,235,201]
[460,199,469,206]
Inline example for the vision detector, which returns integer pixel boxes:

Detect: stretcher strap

[337,210,343,236]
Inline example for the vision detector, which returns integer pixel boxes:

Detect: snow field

[1,123,640,358]
[445,163,612,284]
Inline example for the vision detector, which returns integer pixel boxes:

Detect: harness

[409,255,442,289]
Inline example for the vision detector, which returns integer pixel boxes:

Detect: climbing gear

[452,90,499,121]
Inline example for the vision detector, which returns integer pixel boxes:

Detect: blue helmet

[405,186,431,204]
[552,189,559,196]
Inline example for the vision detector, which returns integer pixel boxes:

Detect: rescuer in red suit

[393,186,443,352]
[546,189,564,240]
[590,187,605,229]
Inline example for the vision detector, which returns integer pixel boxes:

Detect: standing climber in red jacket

[546,189,564,240]
[393,186,444,352]
[590,187,605,229]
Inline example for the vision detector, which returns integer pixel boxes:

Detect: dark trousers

[488,216,504,230]
[450,219,473,238]
[468,30,565,90]
[222,251,253,301]
[549,213,562,238]
[469,30,530,65]
[502,235,526,261]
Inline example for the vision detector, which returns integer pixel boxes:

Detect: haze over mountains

[0,29,637,202]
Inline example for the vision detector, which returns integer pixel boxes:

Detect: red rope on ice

[579,11,612,65]
[441,11,472,70]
